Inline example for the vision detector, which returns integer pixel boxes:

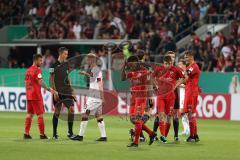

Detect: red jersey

[185,62,200,94]
[160,66,184,87]
[25,65,43,100]
[127,68,151,92]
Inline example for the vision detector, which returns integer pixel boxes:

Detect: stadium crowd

[1,0,240,72]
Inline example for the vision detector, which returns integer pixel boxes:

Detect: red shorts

[183,93,198,113]
[129,97,147,116]
[27,100,45,115]
[157,92,175,115]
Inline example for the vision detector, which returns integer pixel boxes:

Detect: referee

[49,47,76,139]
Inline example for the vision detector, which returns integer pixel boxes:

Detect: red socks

[189,116,197,137]
[24,116,32,135]
[38,116,45,136]
[158,121,166,136]
[133,121,143,144]
[142,124,153,136]
[165,123,171,137]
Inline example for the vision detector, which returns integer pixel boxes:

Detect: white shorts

[178,87,185,109]
[83,98,102,116]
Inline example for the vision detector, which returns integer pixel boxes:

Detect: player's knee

[54,113,60,118]
[97,118,103,123]
[85,109,90,115]
[82,116,88,121]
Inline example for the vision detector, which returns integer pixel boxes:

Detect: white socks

[79,121,88,136]
[182,114,190,133]
[98,121,107,138]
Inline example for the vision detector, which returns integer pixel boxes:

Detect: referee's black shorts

[174,89,179,109]
[53,94,74,109]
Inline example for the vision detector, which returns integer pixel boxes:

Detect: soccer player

[122,55,156,147]
[70,53,107,141]
[154,55,184,143]
[49,47,76,139]
[177,59,190,136]
[152,51,182,141]
[183,51,201,142]
[24,54,56,139]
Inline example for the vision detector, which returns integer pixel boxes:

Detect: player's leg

[173,91,180,141]
[157,98,167,143]
[63,97,75,137]
[35,100,48,139]
[70,109,90,141]
[181,113,190,136]
[186,95,199,142]
[127,116,143,147]
[52,105,60,139]
[94,104,107,141]
[24,113,33,139]
[24,100,34,139]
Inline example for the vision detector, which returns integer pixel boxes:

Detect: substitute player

[154,55,184,143]
[70,53,107,141]
[122,55,156,147]
[49,47,76,139]
[24,54,56,139]
[184,51,201,142]
[177,59,190,136]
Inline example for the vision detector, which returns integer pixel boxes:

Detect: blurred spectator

[73,21,82,40]
[42,49,56,69]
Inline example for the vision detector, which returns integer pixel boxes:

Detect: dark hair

[33,54,42,61]
[163,55,172,63]
[58,47,68,54]
[166,51,176,55]
[127,55,139,62]
[184,50,194,57]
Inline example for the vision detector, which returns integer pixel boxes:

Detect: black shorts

[174,89,179,109]
[53,94,75,109]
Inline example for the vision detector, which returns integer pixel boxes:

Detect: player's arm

[121,60,127,81]
[96,70,104,103]
[38,79,57,94]
[79,71,92,77]
[49,67,59,100]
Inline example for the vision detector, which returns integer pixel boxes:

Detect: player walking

[70,53,107,141]
[24,54,56,139]
[122,55,156,148]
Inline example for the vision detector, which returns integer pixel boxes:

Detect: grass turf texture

[0,112,239,160]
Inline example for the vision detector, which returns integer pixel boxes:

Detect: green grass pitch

[0,112,239,160]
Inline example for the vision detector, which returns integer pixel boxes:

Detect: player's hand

[169,107,174,116]
[142,114,150,123]
[72,95,77,102]
[49,87,57,94]
[53,92,59,101]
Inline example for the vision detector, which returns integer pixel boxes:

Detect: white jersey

[178,85,185,109]
[87,66,103,107]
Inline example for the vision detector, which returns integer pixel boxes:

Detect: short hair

[33,54,42,61]
[184,50,194,57]
[127,55,139,62]
[163,55,172,63]
[166,51,176,55]
[58,47,68,54]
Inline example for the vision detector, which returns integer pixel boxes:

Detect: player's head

[127,55,139,70]
[166,51,176,63]
[184,50,194,65]
[86,53,97,65]
[163,55,173,69]
[177,58,186,70]
[33,54,43,67]
[58,47,68,61]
